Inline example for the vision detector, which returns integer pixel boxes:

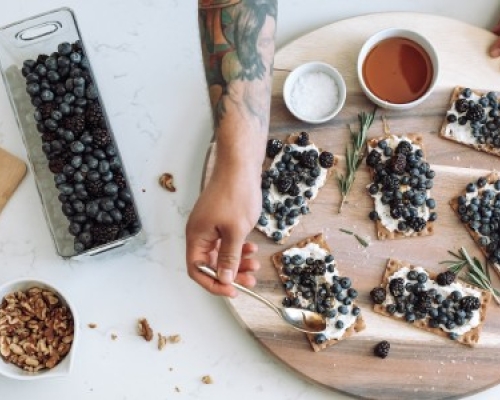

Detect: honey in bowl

[362,37,433,104]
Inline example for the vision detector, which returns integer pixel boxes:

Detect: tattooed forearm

[198,0,277,131]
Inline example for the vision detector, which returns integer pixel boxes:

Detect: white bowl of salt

[283,61,346,124]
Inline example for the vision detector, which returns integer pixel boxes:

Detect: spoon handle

[197,265,281,316]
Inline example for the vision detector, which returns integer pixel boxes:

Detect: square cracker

[271,233,365,352]
[366,134,435,240]
[440,86,500,157]
[373,258,491,347]
[449,171,500,270]
[0,148,26,216]
[255,133,336,245]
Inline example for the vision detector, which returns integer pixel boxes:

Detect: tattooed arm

[186,0,277,296]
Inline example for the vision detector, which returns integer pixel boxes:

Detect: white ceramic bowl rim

[357,28,439,110]
[283,61,347,124]
[0,278,78,380]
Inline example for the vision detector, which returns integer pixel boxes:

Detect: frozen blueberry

[70,140,85,153]
[41,90,54,102]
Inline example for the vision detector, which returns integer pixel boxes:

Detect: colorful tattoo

[199,0,277,129]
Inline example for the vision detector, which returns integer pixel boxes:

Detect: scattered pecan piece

[138,318,153,341]
[158,333,167,350]
[159,173,176,192]
[202,375,214,384]
[168,334,181,344]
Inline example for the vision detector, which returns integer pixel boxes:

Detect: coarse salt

[290,71,339,120]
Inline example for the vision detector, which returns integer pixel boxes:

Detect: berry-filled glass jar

[0,8,143,258]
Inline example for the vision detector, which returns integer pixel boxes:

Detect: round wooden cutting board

[202,13,500,400]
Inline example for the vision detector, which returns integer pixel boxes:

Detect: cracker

[255,133,335,244]
[271,233,365,352]
[440,86,500,157]
[373,258,491,346]
[366,134,435,240]
[450,171,500,269]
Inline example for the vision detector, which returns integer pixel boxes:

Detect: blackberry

[86,180,104,198]
[114,171,127,189]
[390,153,407,175]
[42,131,58,142]
[122,205,138,226]
[288,184,300,197]
[389,277,405,297]
[466,104,485,122]
[38,103,57,120]
[390,204,404,220]
[374,340,390,358]
[319,151,334,168]
[436,270,456,286]
[296,131,309,146]
[91,223,120,245]
[455,98,469,113]
[370,287,386,304]
[395,140,413,156]
[381,175,400,192]
[64,115,86,134]
[48,158,65,174]
[300,149,319,169]
[275,175,294,194]
[460,296,481,312]
[408,216,427,232]
[93,128,111,147]
[266,138,283,158]
[414,292,432,313]
[366,149,382,167]
[85,101,105,128]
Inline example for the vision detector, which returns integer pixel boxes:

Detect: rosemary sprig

[339,228,370,248]
[337,107,377,213]
[440,247,500,304]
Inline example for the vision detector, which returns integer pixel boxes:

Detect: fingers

[216,229,246,284]
[490,37,500,58]
[493,20,500,36]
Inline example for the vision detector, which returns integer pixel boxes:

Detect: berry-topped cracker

[450,172,500,268]
[271,234,365,352]
[365,134,437,240]
[256,132,335,244]
[370,258,491,346]
[440,86,500,156]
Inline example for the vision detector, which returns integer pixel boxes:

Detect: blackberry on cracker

[436,270,456,286]
[296,131,309,146]
[266,138,283,158]
[460,296,481,312]
[370,287,386,304]
[389,277,405,297]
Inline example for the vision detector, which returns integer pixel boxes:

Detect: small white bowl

[0,278,78,380]
[283,61,346,124]
[357,28,439,110]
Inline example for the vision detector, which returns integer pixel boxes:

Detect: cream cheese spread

[282,243,358,340]
[383,266,482,336]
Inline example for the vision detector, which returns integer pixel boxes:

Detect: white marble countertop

[0,1,499,399]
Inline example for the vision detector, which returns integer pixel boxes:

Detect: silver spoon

[197,265,327,334]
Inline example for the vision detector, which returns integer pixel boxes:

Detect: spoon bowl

[198,265,326,334]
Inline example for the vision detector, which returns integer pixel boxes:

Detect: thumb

[490,37,500,58]
[216,230,245,284]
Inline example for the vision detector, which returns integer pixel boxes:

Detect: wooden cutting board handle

[0,147,27,215]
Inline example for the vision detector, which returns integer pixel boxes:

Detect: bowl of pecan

[0,279,78,379]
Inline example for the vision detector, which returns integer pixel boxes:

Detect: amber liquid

[362,37,433,104]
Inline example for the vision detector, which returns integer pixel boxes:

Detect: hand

[186,161,262,297]
[490,19,500,58]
